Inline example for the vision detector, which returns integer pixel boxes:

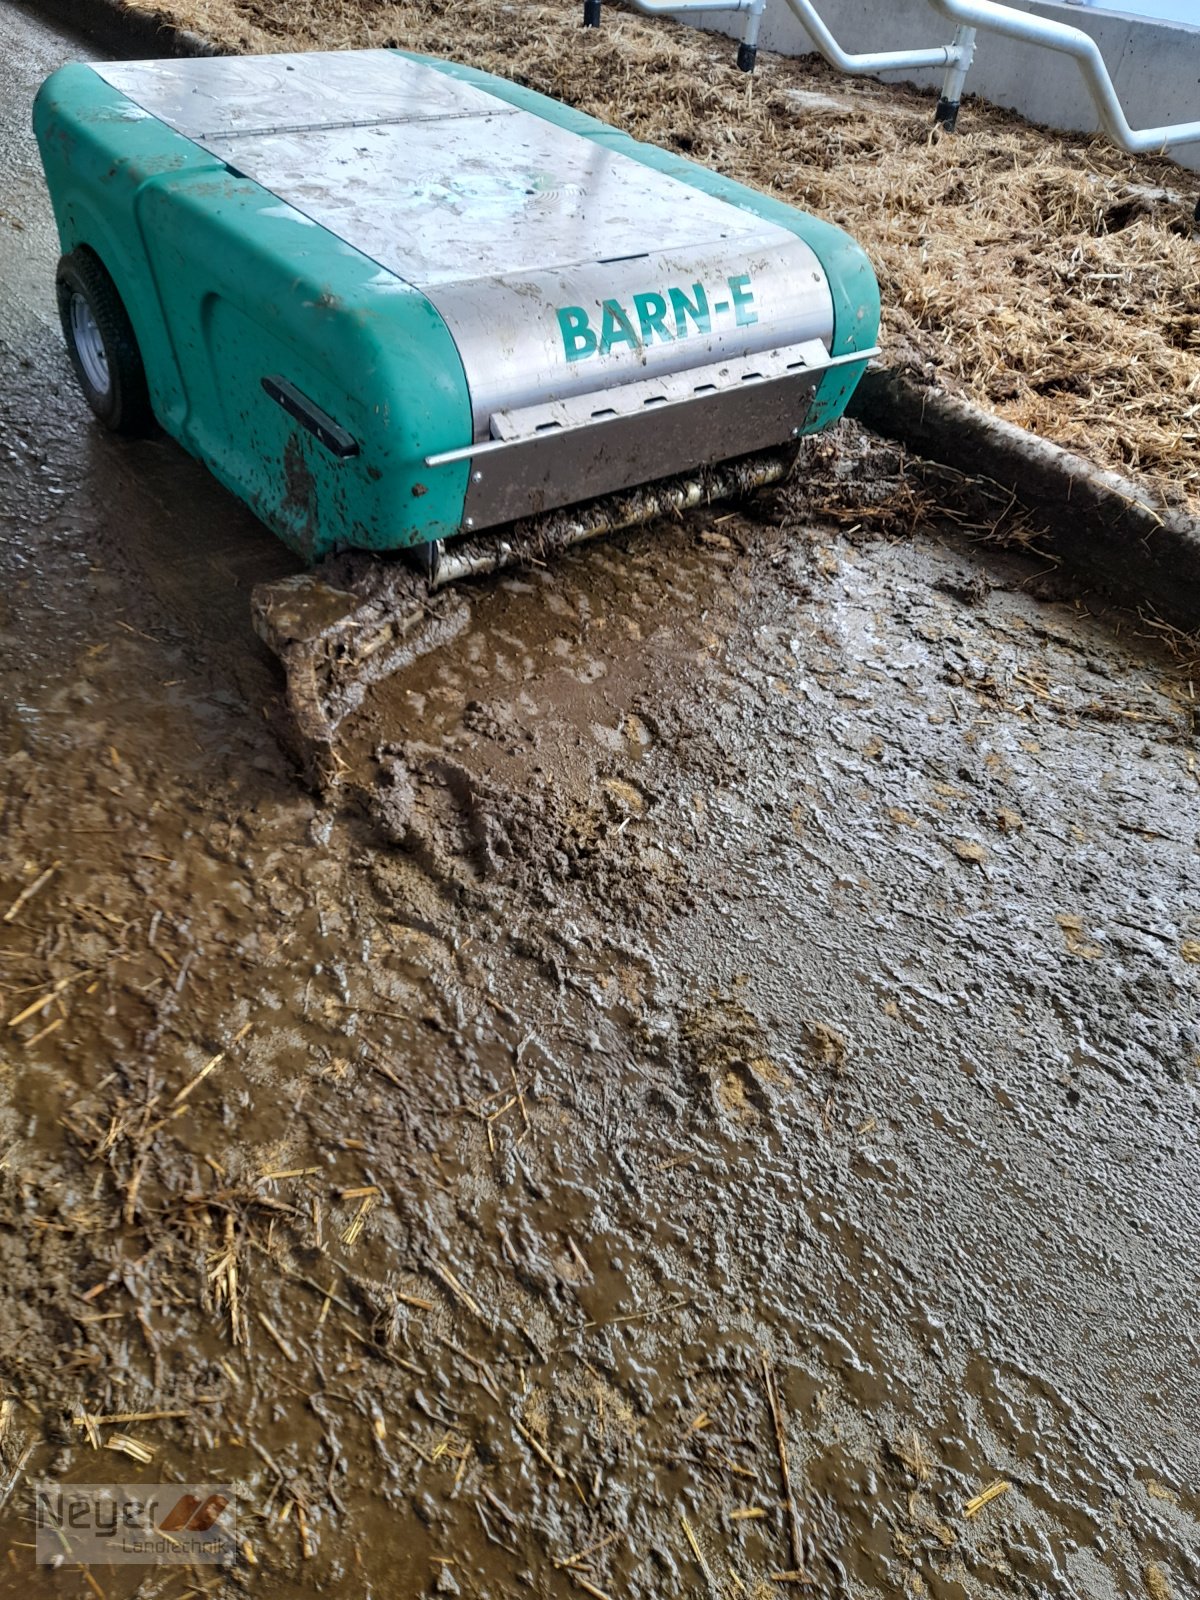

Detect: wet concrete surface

[2,6,1200,1598]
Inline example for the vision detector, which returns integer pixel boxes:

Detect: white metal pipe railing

[778,0,977,127]
[588,0,968,85]
[923,0,1200,153]
[585,0,769,71]
[589,0,1200,158]
[773,0,966,78]
[616,0,754,12]
[775,0,1200,151]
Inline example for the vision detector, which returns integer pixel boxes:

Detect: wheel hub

[70,292,110,396]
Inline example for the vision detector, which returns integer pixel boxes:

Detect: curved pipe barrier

[922,0,1200,153]
[586,0,1200,157]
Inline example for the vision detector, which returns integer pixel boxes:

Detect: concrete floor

[2,7,1200,1598]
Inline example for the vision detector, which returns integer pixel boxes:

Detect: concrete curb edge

[32,0,223,59]
[849,367,1200,631]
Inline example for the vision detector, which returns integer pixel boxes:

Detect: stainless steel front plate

[458,367,821,530]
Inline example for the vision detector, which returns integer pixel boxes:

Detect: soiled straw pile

[132,0,1200,510]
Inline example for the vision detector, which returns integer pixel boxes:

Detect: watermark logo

[35,1483,237,1566]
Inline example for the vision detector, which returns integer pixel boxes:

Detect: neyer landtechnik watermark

[35,1482,237,1566]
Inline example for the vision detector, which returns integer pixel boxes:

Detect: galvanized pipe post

[736,0,769,72]
[926,0,1200,152]
[934,23,976,131]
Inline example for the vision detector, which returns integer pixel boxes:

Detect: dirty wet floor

[3,5,1200,1599]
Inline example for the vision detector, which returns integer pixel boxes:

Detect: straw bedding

[128,0,1200,510]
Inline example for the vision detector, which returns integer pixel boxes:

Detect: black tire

[55,248,154,435]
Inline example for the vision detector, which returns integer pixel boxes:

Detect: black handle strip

[262,375,359,459]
